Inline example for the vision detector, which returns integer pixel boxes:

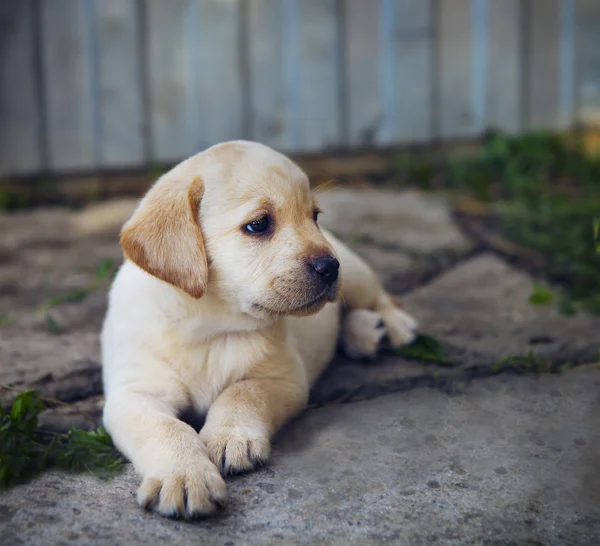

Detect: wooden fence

[1,0,599,177]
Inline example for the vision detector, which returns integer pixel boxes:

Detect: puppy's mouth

[253,283,338,317]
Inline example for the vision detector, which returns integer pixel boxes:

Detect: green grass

[0,390,125,488]
[392,334,448,364]
[393,334,567,375]
[528,282,553,306]
[395,132,600,314]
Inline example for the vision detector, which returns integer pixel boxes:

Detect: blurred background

[1,0,599,180]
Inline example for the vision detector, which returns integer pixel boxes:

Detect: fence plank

[526,0,561,129]
[487,0,522,133]
[396,0,431,30]
[147,0,244,162]
[146,0,191,163]
[377,0,434,145]
[296,0,341,150]
[0,0,42,176]
[190,0,243,149]
[96,0,144,167]
[576,0,600,123]
[393,0,434,143]
[248,0,287,148]
[41,0,96,171]
[438,0,474,138]
[345,0,380,146]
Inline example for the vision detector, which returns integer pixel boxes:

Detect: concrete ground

[2,370,600,545]
[1,187,599,545]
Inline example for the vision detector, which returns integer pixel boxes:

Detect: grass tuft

[528,282,553,306]
[0,390,125,489]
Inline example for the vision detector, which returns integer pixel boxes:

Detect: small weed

[0,314,14,327]
[0,390,125,488]
[492,353,552,374]
[44,313,63,334]
[0,185,31,211]
[95,259,115,281]
[32,258,118,332]
[41,289,89,312]
[529,282,553,306]
[392,334,450,364]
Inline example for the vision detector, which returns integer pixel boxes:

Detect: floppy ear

[120,175,208,298]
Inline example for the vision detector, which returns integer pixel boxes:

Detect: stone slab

[402,253,600,364]
[1,369,599,545]
[317,188,475,255]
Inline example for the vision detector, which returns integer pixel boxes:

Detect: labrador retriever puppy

[102,141,418,518]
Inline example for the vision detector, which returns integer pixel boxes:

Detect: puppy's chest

[170,330,275,411]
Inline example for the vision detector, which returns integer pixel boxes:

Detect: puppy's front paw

[137,457,227,519]
[341,309,387,359]
[200,424,270,476]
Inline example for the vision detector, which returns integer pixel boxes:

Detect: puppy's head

[121,141,339,318]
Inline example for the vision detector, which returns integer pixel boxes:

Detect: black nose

[311,255,340,285]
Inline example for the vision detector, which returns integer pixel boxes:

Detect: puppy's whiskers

[312,178,339,195]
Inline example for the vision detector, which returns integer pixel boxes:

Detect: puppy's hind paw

[381,306,418,348]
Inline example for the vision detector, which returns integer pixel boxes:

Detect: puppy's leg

[323,230,418,354]
[199,354,308,475]
[103,370,227,519]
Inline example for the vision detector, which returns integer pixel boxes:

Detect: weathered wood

[40,0,97,170]
[145,0,192,162]
[576,0,600,123]
[438,0,474,138]
[0,0,42,176]
[395,0,431,29]
[96,0,145,167]
[526,0,561,129]
[296,0,341,150]
[190,0,244,149]
[487,0,522,133]
[248,0,287,148]
[393,0,434,143]
[0,0,594,177]
[378,0,434,144]
[345,0,380,146]
[147,0,244,160]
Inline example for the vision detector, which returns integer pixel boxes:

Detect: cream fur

[101,141,418,518]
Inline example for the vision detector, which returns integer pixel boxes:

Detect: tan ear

[120,175,208,298]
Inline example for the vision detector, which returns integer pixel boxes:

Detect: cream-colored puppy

[102,141,417,518]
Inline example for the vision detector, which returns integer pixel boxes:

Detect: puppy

[101,141,418,518]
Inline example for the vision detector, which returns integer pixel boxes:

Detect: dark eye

[313,208,321,222]
[245,216,270,234]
